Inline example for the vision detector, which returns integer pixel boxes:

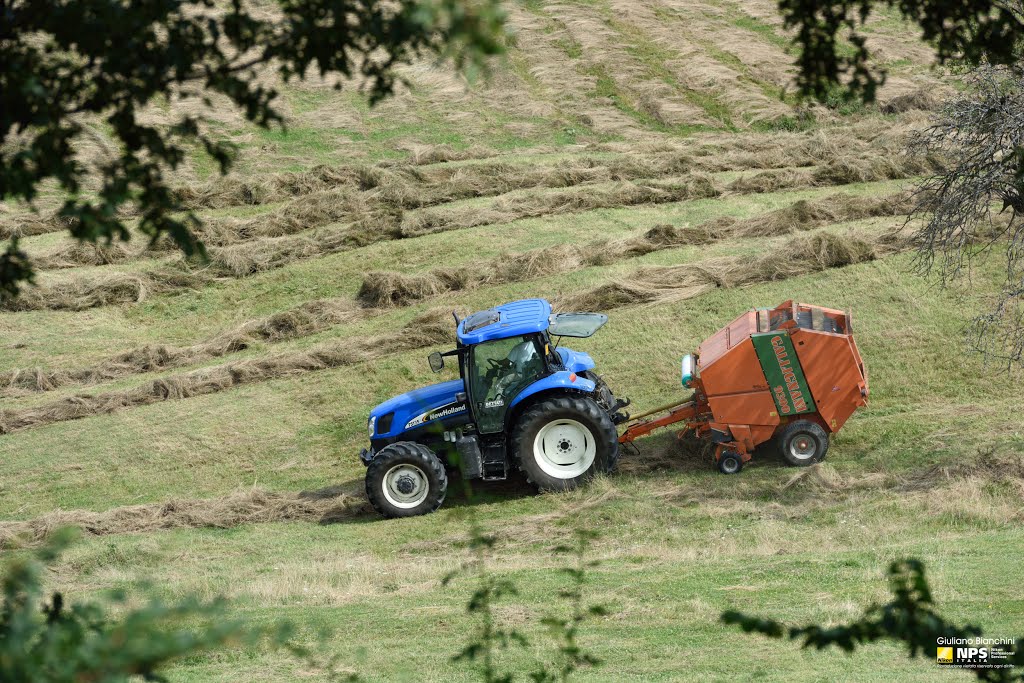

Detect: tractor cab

[431,300,609,436]
[360,298,628,518]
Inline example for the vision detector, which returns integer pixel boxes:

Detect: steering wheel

[487,358,512,370]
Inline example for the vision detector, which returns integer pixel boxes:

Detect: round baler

[619,300,869,473]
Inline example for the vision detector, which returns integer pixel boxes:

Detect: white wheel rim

[382,464,430,509]
[533,419,596,479]
[789,434,816,461]
[722,457,739,473]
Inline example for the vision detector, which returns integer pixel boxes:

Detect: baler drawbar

[619,300,868,473]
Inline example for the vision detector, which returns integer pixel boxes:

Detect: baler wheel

[777,420,829,467]
[717,451,743,475]
[365,442,448,518]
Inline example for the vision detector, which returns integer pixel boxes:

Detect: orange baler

[619,301,869,473]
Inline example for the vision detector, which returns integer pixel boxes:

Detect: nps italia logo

[936,637,1016,670]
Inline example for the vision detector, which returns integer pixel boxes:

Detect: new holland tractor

[360,298,630,518]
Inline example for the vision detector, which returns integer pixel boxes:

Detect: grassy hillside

[1,0,1021,681]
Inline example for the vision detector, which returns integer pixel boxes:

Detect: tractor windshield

[548,312,608,338]
[469,335,547,433]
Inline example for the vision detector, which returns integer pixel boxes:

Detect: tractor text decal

[771,336,809,414]
[404,401,467,430]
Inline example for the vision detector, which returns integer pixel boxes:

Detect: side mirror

[428,351,445,373]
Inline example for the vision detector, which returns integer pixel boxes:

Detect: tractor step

[480,439,508,480]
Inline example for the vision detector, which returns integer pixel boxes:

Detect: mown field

[1,0,1022,681]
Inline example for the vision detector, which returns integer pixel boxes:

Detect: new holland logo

[404,401,467,430]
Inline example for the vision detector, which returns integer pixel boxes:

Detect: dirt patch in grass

[0,485,370,550]
[1,300,363,395]
[360,192,911,307]
[0,308,453,435]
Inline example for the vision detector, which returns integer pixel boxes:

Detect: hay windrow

[554,228,908,313]
[0,213,77,240]
[399,175,720,238]
[33,242,136,270]
[166,132,858,214]
[0,308,453,435]
[11,149,926,313]
[1,299,363,395]
[0,486,370,550]
[0,227,902,430]
[358,192,912,308]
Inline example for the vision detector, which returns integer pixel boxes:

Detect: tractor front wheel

[777,420,829,467]
[366,442,447,518]
[513,396,618,492]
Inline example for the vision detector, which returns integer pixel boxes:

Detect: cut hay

[0,213,77,240]
[33,242,136,269]
[880,88,941,115]
[357,192,912,308]
[0,309,453,434]
[400,175,720,238]
[554,228,907,313]
[1,274,152,312]
[1,300,362,395]
[0,486,369,550]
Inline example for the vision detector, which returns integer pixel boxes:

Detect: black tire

[776,420,829,467]
[365,442,447,518]
[717,451,743,475]
[512,395,619,491]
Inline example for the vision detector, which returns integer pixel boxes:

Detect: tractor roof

[457,298,552,345]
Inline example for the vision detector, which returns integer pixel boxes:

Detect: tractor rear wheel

[366,442,447,518]
[777,420,829,467]
[513,396,618,492]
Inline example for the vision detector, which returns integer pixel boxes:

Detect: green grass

[8,194,1021,683]
[1,12,1014,683]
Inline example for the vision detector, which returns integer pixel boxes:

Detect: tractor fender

[510,371,596,411]
[556,348,596,373]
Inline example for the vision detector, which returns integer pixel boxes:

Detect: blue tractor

[360,298,631,517]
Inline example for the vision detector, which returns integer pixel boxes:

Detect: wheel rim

[721,457,739,473]
[533,419,597,479]
[381,463,430,509]
[789,433,817,461]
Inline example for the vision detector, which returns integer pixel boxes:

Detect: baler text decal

[771,336,809,413]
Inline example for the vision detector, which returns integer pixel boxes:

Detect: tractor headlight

[367,415,376,439]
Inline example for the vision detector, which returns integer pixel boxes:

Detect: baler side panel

[697,310,757,369]
[705,391,781,428]
[699,329,769,397]
[790,329,868,432]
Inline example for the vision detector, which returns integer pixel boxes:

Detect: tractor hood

[557,347,596,374]
[369,378,468,439]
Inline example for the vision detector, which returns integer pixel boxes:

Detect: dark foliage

[778,0,1024,101]
[443,521,530,683]
[909,63,1024,366]
[443,522,607,683]
[0,0,505,298]
[723,559,1024,681]
[0,528,343,683]
[530,529,606,683]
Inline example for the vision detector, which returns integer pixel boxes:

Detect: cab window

[469,335,546,407]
